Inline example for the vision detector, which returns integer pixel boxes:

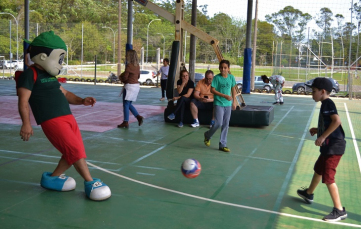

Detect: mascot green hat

[26,31,67,51]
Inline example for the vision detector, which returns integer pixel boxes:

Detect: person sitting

[167,70,194,127]
[190,70,215,128]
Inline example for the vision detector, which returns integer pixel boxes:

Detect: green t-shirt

[17,67,71,125]
[211,73,236,107]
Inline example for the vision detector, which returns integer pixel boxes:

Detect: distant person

[155,58,169,101]
[118,50,144,128]
[24,46,34,67]
[204,60,236,152]
[297,78,347,222]
[190,70,215,128]
[261,75,285,105]
[167,70,194,128]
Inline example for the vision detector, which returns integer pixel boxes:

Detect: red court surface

[0,96,165,132]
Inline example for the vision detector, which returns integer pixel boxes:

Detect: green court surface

[0,80,360,229]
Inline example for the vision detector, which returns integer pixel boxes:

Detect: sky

[196,0,353,27]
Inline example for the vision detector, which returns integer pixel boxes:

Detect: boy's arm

[18,87,33,141]
[315,114,341,146]
[211,87,232,101]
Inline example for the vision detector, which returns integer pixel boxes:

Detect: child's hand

[309,128,318,136]
[315,136,325,146]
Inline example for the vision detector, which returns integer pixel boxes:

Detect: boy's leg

[307,172,322,194]
[205,106,223,140]
[326,183,343,210]
[219,106,231,148]
[52,157,93,182]
[51,157,72,176]
[73,158,93,182]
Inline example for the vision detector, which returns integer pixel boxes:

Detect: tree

[265,6,311,67]
[315,7,333,35]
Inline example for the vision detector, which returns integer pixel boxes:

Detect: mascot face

[27,31,67,77]
[32,49,66,76]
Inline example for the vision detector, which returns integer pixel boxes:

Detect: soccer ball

[181,159,201,178]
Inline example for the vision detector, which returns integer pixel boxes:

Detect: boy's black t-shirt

[318,98,345,155]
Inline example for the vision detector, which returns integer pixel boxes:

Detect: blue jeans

[123,88,139,121]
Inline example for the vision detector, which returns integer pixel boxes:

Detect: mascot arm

[60,86,96,106]
[18,88,34,141]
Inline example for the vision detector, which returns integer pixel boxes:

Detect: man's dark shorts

[191,99,213,110]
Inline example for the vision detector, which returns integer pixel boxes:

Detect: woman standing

[118,50,144,128]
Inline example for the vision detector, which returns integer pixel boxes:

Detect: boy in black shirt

[297,77,347,221]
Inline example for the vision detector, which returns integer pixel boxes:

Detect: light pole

[156,33,165,60]
[102,26,116,64]
[0,12,18,61]
[146,19,160,63]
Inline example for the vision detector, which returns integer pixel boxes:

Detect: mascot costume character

[17,31,111,201]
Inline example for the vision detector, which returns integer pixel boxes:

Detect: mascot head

[27,31,67,76]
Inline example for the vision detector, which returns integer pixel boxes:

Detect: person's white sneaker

[190,121,200,127]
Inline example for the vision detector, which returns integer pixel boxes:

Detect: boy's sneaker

[178,122,183,128]
[204,132,210,147]
[280,102,284,105]
[297,188,314,204]
[323,207,347,221]
[273,102,279,105]
[209,120,215,128]
[40,172,76,191]
[167,113,175,120]
[191,121,200,127]
[219,147,231,152]
[84,178,111,201]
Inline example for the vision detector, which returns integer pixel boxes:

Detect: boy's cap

[27,31,67,51]
[306,77,333,92]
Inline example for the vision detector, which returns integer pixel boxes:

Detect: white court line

[87,161,361,228]
[344,103,361,174]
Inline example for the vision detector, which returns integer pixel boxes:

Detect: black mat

[164,104,274,127]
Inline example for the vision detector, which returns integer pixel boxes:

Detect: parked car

[0,60,21,69]
[292,77,340,94]
[138,69,155,85]
[236,76,274,92]
[194,73,205,84]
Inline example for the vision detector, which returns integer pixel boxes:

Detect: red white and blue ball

[181,159,201,178]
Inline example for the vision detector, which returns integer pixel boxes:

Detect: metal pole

[25,0,29,40]
[348,0,354,100]
[189,0,197,82]
[251,0,258,90]
[146,19,160,63]
[94,55,97,85]
[117,0,122,76]
[81,23,83,78]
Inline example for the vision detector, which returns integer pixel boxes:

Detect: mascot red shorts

[41,114,87,165]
